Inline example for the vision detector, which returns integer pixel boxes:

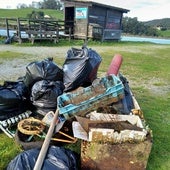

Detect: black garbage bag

[6,145,78,170]
[0,81,29,121]
[63,46,102,92]
[119,74,134,114]
[30,80,65,115]
[23,58,63,90]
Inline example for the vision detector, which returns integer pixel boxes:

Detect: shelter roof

[61,0,130,13]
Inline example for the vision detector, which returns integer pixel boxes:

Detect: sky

[0,0,170,21]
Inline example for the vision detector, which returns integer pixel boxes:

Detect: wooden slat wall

[0,18,73,43]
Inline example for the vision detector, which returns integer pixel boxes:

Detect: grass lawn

[0,42,170,169]
[158,29,170,38]
[0,8,63,19]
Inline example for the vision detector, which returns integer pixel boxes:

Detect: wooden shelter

[62,0,129,41]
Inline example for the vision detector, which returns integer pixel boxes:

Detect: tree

[40,0,62,10]
[122,17,159,36]
[17,3,28,9]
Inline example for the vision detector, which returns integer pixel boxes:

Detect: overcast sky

[0,0,169,21]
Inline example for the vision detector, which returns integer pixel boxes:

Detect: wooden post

[56,25,59,43]
[17,18,22,44]
[39,20,42,39]
[28,19,31,39]
[69,26,72,42]
[5,18,10,38]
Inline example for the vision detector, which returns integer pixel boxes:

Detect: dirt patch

[125,75,170,96]
[0,45,69,58]
[148,82,168,96]
[0,45,70,82]
[0,58,28,81]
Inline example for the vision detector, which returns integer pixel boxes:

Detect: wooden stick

[58,131,76,141]
[33,109,59,170]
[51,137,77,143]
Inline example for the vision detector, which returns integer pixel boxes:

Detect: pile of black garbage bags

[0,46,102,120]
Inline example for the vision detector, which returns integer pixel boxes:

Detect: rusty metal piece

[81,136,152,170]
[131,109,144,119]
[17,117,46,135]
[51,131,77,143]
[17,117,77,144]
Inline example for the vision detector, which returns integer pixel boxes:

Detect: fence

[0,17,74,44]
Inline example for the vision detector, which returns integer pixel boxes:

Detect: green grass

[0,51,24,60]
[0,8,63,19]
[158,29,170,38]
[0,135,22,169]
[135,90,170,170]
[0,42,170,169]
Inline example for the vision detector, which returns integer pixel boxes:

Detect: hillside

[0,8,63,20]
[144,18,170,29]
